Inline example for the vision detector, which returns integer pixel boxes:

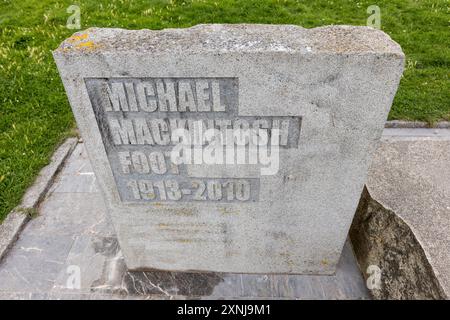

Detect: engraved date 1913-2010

[126,178,254,202]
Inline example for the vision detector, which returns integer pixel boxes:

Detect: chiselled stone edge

[350,187,447,300]
[53,24,404,57]
[0,138,78,263]
[385,121,450,129]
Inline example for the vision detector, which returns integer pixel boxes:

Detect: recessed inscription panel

[85,78,302,203]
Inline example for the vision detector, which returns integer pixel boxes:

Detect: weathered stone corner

[350,187,447,299]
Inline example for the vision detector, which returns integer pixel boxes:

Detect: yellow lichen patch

[66,33,89,43]
[60,32,102,52]
[75,41,95,49]
[321,259,329,266]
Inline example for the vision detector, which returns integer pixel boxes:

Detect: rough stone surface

[350,130,450,299]
[54,24,404,273]
[0,143,369,299]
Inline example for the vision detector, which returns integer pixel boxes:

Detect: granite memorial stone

[53,24,404,274]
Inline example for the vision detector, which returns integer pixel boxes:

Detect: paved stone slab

[54,24,404,274]
[350,129,450,299]
[0,142,369,299]
[0,138,77,263]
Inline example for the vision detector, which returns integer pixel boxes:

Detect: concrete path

[0,143,369,299]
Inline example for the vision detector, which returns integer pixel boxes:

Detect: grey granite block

[53,25,404,274]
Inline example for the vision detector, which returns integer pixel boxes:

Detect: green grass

[0,0,449,221]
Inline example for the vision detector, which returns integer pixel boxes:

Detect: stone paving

[0,129,450,299]
[0,143,369,299]
[4,128,448,299]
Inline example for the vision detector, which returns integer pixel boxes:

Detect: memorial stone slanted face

[54,24,404,273]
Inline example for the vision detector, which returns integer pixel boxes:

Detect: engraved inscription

[85,78,302,203]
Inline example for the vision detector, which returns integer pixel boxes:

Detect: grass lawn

[0,0,449,221]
